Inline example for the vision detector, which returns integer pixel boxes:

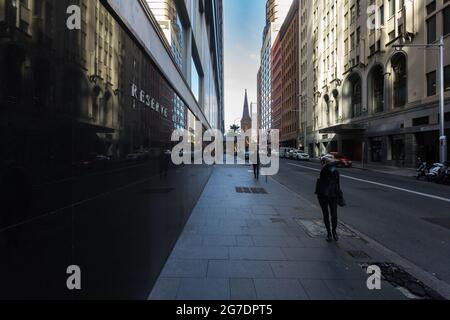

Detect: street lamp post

[298,94,317,153]
[394,36,447,163]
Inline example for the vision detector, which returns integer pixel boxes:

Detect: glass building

[0,0,223,298]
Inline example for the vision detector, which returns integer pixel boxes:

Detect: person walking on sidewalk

[253,148,261,180]
[315,158,346,242]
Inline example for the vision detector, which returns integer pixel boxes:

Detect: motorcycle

[426,163,446,182]
[435,162,450,184]
[416,158,429,180]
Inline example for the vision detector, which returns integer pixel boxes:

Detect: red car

[321,153,353,168]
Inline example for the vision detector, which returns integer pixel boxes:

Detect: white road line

[288,163,450,203]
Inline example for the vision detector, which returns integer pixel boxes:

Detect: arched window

[369,65,384,113]
[332,89,339,122]
[344,73,362,118]
[391,53,407,108]
[102,91,112,126]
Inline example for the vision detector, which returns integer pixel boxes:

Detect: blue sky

[223,0,266,130]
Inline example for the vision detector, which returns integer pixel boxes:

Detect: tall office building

[258,0,293,131]
[0,0,224,298]
[272,0,300,148]
[297,0,449,167]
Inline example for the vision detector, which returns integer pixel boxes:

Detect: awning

[319,123,368,134]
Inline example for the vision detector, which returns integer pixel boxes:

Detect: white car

[295,152,310,161]
[280,147,294,158]
[286,149,297,159]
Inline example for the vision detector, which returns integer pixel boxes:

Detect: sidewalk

[149,165,406,300]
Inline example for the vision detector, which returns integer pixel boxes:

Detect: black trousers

[318,196,338,235]
[253,164,260,180]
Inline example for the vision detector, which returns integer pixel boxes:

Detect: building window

[191,57,201,102]
[427,15,436,44]
[413,117,430,126]
[426,71,436,96]
[379,5,385,25]
[444,65,450,91]
[444,6,450,36]
[426,1,436,15]
[389,0,395,17]
[391,53,407,108]
[345,73,362,118]
[369,65,385,113]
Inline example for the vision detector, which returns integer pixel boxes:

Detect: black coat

[315,164,341,198]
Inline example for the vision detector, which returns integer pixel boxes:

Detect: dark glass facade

[0,0,212,299]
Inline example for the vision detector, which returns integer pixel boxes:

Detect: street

[274,159,450,286]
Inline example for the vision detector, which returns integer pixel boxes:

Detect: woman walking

[315,158,345,242]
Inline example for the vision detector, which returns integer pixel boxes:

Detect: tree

[230,124,240,133]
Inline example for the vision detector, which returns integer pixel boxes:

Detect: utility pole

[439,36,447,163]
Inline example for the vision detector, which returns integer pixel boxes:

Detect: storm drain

[347,250,371,259]
[359,263,444,300]
[235,187,268,194]
[422,218,450,231]
[295,219,359,238]
[251,188,268,194]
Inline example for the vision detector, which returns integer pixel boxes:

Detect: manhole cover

[422,218,450,230]
[347,250,371,259]
[359,263,444,300]
[295,219,359,238]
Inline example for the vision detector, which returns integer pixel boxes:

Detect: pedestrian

[253,147,261,180]
[315,158,346,242]
[159,147,170,179]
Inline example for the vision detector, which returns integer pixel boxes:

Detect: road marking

[288,163,450,203]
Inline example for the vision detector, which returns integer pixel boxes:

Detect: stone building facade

[300,0,450,167]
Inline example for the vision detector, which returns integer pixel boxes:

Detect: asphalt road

[274,159,450,285]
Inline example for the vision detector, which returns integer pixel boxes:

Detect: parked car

[321,152,353,167]
[286,149,297,159]
[294,151,310,161]
[280,147,295,158]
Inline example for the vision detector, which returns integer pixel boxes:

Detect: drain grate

[251,188,268,194]
[347,250,371,259]
[359,263,444,300]
[295,219,359,238]
[422,218,450,230]
[235,187,268,194]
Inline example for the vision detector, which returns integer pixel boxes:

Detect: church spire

[241,89,252,132]
[241,89,251,122]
